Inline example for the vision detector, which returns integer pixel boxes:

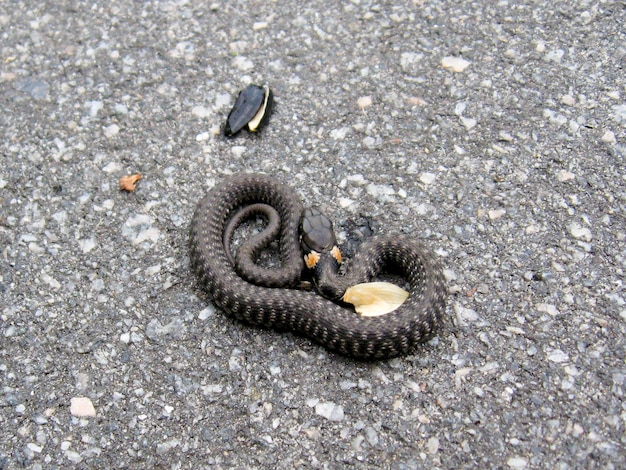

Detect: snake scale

[189,173,447,359]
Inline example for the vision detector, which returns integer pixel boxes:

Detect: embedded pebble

[545,49,565,62]
[330,127,350,139]
[507,457,528,469]
[547,349,569,363]
[315,402,344,421]
[569,222,592,242]
[214,93,231,109]
[419,172,436,185]
[536,303,559,316]
[454,304,479,325]
[103,124,120,138]
[198,306,215,320]
[426,436,440,454]
[557,170,575,182]
[441,56,470,72]
[400,52,424,73]
[79,237,96,254]
[232,56,254,71]
[231,146,247,158]
[488,209,506,220]
[70,397,96,417]
[601,130,616,143]
[192,106,212,118]
[460,116,477,130]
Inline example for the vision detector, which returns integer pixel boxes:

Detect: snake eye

[300,207,337,254]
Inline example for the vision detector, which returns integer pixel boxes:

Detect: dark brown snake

[189,173,447,360]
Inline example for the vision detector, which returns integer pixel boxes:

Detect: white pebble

[198,306,215,320]
[102,162,123,173]
[86,100,103,117]
[338,197,354,209]
[315,402,344,421]
[557,170,575,182]
[454,304,479,325]
[441,56,471,72]
[488,209,506,220]
[231,146,246,158]
[460,116,477,130]
[70,397,96,417]
[426,436,440,454]
[545,49,565,62]
[507,457,528,469]
[103,124,120,138]
[536,303,559,316]
[330,127,350,140]
[232,56,254,72]
[547,349,569,363]
[191,106,212,118]
[560,94,576,106]
[79,237,96,254]
[41,273,61,290]
[419,172,436,185]
[214,93,231,109]
[601,130,616,144]
[569,222,592,242]
[65,450,82,463]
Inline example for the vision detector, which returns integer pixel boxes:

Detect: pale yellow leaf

[343,282,409,317]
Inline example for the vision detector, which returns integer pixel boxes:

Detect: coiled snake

[189,173,447,359]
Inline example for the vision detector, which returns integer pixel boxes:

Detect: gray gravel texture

[1,0,625,468]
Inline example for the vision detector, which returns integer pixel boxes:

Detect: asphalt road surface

[1,1,625,468]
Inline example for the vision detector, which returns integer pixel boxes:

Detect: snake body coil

[189,173,447,359]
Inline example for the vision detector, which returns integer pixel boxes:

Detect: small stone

[70,397,96,417]
[545,49,565,62]
[315,402,344,421]
[232,56,253,72]
[198,306,215,320]
[65,450,82,463]
[231,146,246,158]
[569,222,592,242]
[547,349,569,363]
[214,93,231,109]
[601,130,616,144]
[536,303,559,316]
[253,21,268,31]
[400,52,424,73]
[426,436,440,454]
[330,127,350,140]
[460,116,477,129]
[557,170,575,182]
[191,106,212,118]
[488,209,506,220]
[507,456,528,469]
[79,238,96,254]
[454,304,479,325]
[560,94,576,106]
[441,56,471,72]
[103,124,120,138]
[156,439,179,455]
[419,172,436,185]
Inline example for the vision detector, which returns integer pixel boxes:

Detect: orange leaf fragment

[119,173,142,192]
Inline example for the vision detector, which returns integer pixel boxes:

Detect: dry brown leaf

[119,173,142,192]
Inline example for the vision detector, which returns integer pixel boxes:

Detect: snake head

[299,207,343,300]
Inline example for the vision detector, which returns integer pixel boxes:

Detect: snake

[189,173,447,360]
